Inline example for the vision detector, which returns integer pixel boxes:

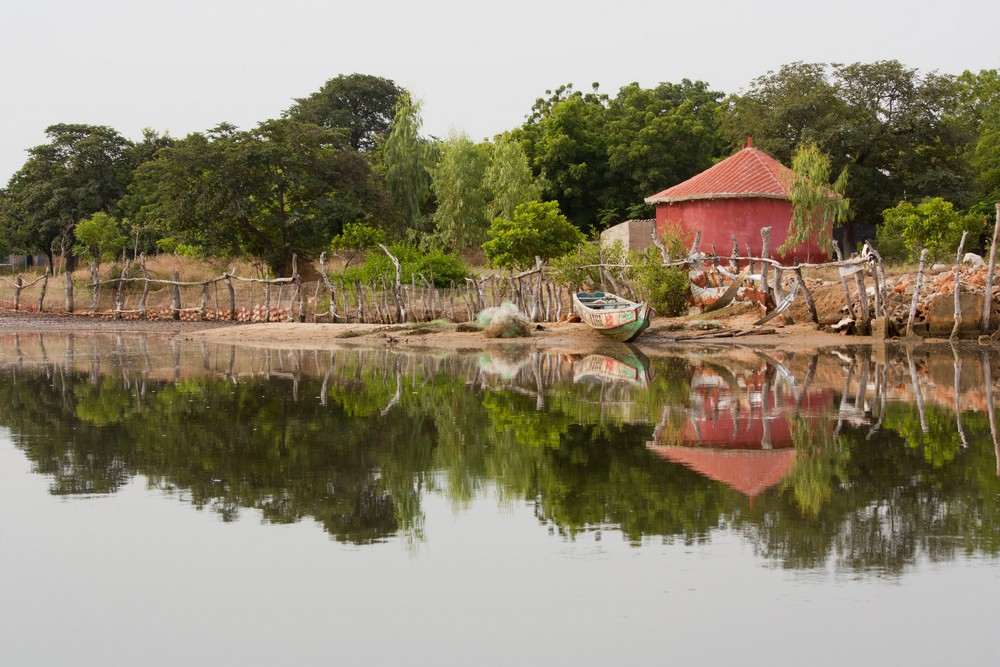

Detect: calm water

[1,333,999,665]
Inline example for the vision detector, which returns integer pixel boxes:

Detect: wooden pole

[982,203,999,334]
[833,241,855,318]
[64,269,74,313]
[139,254,150,319]
[906,248,929,337]
[37,268,49,313]
[91,262,100,313]
[13,275,22,311]
[171,270,181,320]
[760,226,771,301]
[224,272,236,321]
[794,267,819,324]
[772,267,794,325]
[853,269,870,334]
[950,230,969,340]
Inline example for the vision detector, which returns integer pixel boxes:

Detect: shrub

[483,201,585,269]
[336,243,469,287]
[630,247,689,317]
[880,198,984,263]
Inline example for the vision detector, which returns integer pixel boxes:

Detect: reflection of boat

[573,351,651,386]
[572,292,653,343]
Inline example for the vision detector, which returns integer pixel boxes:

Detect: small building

[599,218,655,252]
[644,140,830,262]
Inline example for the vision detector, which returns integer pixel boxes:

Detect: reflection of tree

[781,418,850,517]
[1,339,999,572]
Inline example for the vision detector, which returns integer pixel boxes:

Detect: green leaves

[482,200,585,269]
[879,197,985,262]
[780,141,850,259]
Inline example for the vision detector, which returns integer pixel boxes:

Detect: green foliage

[484,135,539,221]
[0,124,135,267]
[515,81,724,230]
[383,94,434,234]
[780,141,850,258]
[483,201,585,269]
[430,133,490,251]
[629,247,690,316]
[132,119,387,276]
[74,212,126,263]
[723,61,980,231]
[330,221,385,268]
[879,197,985,262]
[336,243,469,287]
[284,73,405,153]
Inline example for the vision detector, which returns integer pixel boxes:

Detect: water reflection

[1,332,999,572]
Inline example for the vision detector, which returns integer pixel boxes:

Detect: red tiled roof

[648,446,797,498]
[644,146,795,204]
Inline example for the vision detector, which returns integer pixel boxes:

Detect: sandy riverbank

[0,305,897,354]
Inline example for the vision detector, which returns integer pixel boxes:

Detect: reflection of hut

[644,139,830,262]
[650,447,797,498]
[647,362,834,499]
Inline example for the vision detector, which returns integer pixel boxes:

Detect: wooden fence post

[760,226,771,300]
[64,270,74,313]
[950,230,969,340]
[983,203,999,334]
[906,248,929,337]
[90,263,100,313]
[139,254,150,319]
[171,270,181,320]
[37,269,48,313]
[14,276,22,311]
[224,272,235,321]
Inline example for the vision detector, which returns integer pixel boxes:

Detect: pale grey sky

[2,0,998,184]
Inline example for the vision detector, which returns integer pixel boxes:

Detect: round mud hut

[644,139,830,263]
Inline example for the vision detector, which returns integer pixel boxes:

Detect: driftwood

[906,249,929,337]
[950,230,969,340]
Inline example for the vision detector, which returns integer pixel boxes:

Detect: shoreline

[1,307,881,353]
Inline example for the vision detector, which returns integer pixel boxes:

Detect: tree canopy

[284,74,405,153]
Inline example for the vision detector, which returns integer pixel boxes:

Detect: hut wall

[654,198,830,263]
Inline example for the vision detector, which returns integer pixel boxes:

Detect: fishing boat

[572,292,653,342]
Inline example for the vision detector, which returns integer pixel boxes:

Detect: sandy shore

[0,306,877,353]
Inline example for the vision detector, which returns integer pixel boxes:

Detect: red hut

[644,140,830,262]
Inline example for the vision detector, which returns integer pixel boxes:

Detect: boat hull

[573,293,653,343]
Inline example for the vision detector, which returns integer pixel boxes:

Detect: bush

[483,201,585,269]
[879,198,984,263]
[551,239,628,290]
[630,248,689,317]
[336,243,469,287]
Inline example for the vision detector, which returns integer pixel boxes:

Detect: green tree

[0,124,135,269]
[879,197,984,262]
[430,132,490,251]
[330,221,385,268]
[74,212,126,264]
[780,141,850,259]
[515,81,724,231]
[383,94,434,235]
[284,73,405,154]
[482,200,584,269]
[484,135,538,221]
[133,119,386,275]
[722,61,977,236]
[958,68,1000,209]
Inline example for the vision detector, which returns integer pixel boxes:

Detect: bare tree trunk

[64,270,74,313]
[171,270,181,320]
[37,269,48,313]
[834,241,854,318]
[139,254,150,319]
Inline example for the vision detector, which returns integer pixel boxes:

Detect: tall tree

[515,81,724,231]
[382,94,435,235]
[430,132,490,251]
[484,134,538,221]
[134,119,386,275]
[284,74,405,153]
[780,142,850,259]
[0,124,134,268]
[722,61,979,236]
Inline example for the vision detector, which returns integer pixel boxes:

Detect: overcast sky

[2,0,998,184]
